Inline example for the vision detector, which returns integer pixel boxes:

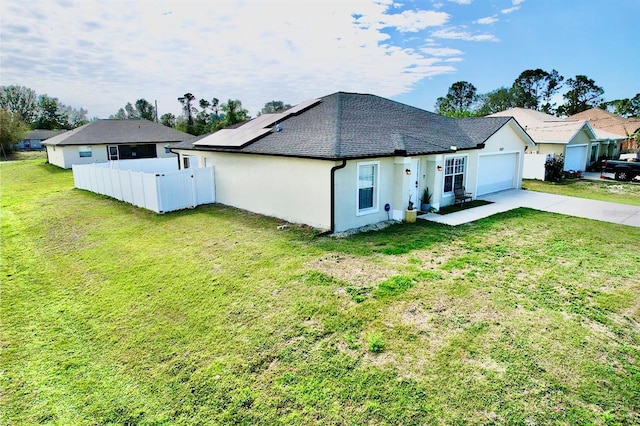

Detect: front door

[108,146,119,161]
[409,159,420,208]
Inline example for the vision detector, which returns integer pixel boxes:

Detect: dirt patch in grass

[307,254,399,287]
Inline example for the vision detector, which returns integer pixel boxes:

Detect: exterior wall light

[405,169,411,175]
[437,165,443,171]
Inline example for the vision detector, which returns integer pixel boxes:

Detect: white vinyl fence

[72,158,215,213]
[523,153,547,181]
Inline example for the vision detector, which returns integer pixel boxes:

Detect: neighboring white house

[172,92,534,233]
[44,119,191,169]
[489,108,624,173]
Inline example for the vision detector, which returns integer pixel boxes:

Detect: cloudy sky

[1,0,638,119]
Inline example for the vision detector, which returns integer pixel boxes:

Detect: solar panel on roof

[287,98,321,114]
[194,127,272,147]
[194,98,321,148]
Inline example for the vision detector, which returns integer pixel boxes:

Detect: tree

[178,93,196,124]
[261,100,291,114]
[557,75,605,116]
[135,99,156,121]
[511,69,564,113]
[0,109,29,156]
[211,98,220,116]
[33,95,69,130]
[61,104,88,128]
[435,81,478,116]
[111,108,127,120]
[607,93,640,118]
[221,99,250,126]
[0,85,38,123]
[110,99,156,121]
[476,87,517,115]
[160,113,176,128]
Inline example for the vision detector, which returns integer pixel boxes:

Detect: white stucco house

[44,119,191,169]
[173,92,535,233]
[489,108,624,172]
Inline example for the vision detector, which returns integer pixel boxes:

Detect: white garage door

[564,145,587,171]
[477,153,518,196]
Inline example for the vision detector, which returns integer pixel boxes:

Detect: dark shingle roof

[175,92,513,159]
[24,129,67,140]
[43,119,192,146]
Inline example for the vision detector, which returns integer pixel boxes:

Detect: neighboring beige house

[173,92,534,233]
[489,108,623,171]
[44,120,191,169]
[568,108,640,153]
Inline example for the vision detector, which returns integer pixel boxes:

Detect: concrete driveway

[419,189,640,227]
[583,172,640,184]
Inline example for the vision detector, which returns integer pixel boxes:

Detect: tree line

[0,85,91,154]
[435,69,640,118]
[111,95,291,136]
[0,85,89,130]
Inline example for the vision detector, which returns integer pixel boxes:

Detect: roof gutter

[317,159,347,237]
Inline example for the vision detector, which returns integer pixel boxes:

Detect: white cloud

[448,0,473,4]
[501,0,524,14]
[382,10,450,31]
[501,6,520,13]
[421,47,464,56]
[476,15,499,25]
[431,28,499,42]
[357,9,450,32]
[0,0,460,117]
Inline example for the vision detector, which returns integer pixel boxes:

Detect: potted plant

[405,194,417,223]
[420,188,432,212]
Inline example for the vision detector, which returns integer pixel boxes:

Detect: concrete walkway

[419,189,640,227]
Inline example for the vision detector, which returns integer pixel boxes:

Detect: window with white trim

[78,146,92,158]
[357,162,378,213]
[444,157,465,193]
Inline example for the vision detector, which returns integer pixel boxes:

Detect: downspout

[330,159,347,233]
[317,159,346,237]
[169,148,181,169]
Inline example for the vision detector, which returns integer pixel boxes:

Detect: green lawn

[2,159,640,425]
[523,178,640,206]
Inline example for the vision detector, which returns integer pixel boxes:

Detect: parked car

[601,155,640,181]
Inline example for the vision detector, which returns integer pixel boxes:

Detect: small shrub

[367,332,385,353]
[545,155,565,182]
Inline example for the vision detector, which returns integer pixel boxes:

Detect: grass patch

[366,332,385,353]
[523,178,640,206]
[436,199,493,215]
[0,150,47,162]
[2,159,640,424]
